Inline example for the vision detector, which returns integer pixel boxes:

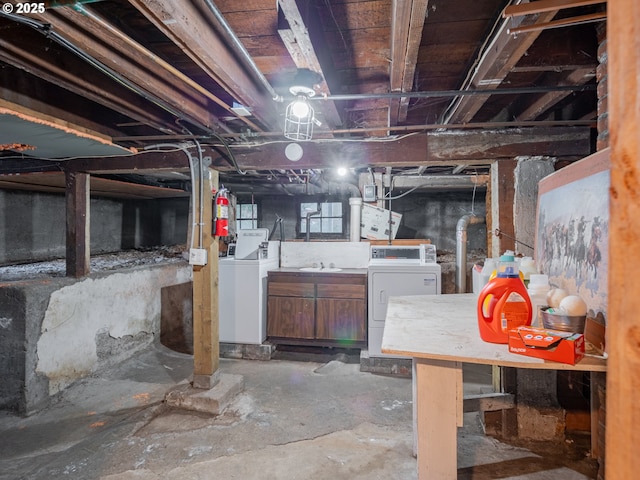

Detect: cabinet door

[267,296,315,339]
[316,298,366,341]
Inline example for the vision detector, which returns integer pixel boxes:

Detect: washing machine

[219,230,280,345]
[367,244,441,358]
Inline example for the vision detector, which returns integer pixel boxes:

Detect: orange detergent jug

[477,261,532,344]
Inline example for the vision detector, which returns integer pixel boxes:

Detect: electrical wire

[0,10,203,134]
[143,142,199,250]
[202,133,247,175]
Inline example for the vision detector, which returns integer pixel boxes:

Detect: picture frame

[535,148,610,325]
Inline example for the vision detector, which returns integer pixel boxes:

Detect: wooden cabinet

[267,270,367,347]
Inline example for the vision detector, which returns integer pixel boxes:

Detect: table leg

[414,358,463,480]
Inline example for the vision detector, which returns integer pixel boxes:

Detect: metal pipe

[71,3,259,133]
[202,0,282,102]
[305,209,321,242]
[456,214,486,293]
[308,85,595,102]
[0,11,208,134]
[349,197,363,242]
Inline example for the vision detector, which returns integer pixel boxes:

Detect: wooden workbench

[381,293,606,480]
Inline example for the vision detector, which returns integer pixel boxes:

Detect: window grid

[300,202,343,234]
[236,203,258,230]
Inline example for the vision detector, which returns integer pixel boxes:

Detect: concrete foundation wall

[0,191,189,265]
[514,157,556,256]
[391,191,486,252]
[251,190,487,253]
[0,262,191,414]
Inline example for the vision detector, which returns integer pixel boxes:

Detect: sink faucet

[305,209,321,242]
[320,262,325,270]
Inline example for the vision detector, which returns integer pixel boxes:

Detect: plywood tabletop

[381,294,606,372]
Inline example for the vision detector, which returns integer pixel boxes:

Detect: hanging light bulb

[290,96,311,119]
[284,85,316,141]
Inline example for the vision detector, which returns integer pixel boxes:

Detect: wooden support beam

[444,9,558,124]
[30,7,223,132]
[516,67,596,120]
[65,171,89,278]
[508,12,607,35]
[192,168,220,389]
[389,0,429,124]
[606,0,640,477]
[0,24,178,135]
[128,0,277,131]
[277,0,342,129]
[463,393,515,413]
[504,0,606,18]
[64,148,196,174]
[221,127,590,171]
[490,159,518,257]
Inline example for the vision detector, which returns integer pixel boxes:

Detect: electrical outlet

[189,248,208,266]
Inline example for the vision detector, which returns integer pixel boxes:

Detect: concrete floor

[0,344,598,479]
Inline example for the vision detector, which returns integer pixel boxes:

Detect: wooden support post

[490,159,518,257]
[413,358,462,479]
[192,168,220,389]
[65,171,90,278]
[606,1,640,478]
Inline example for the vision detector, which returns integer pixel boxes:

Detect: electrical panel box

[363,184,376,202]
[189,248,208,266]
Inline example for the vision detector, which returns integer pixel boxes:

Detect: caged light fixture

[284,85,320,141]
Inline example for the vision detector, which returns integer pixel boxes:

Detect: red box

[508,326,585,365]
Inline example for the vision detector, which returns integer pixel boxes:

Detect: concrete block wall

[0,262,191,414]
[252,191,487,253]
[0,190,189,265]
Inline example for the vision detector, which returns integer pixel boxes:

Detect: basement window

[299,200,345,238]
[236,202,258,230]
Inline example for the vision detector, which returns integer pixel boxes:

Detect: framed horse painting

[535,148,610,326]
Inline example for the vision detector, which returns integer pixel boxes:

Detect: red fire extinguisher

[213,188,229,237]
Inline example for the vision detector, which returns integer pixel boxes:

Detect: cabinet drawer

[268,282,315,297]
[317,283,365,299]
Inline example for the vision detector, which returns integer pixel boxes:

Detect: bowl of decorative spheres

[540,307,586,334]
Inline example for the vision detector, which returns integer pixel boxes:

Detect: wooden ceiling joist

[127,0,279,131]
[442,6,560,124]
[516,67,596,120]
[389,0,429,125]
[277,0,342,128]
[0,26,178,135]
[28,7,225,133]
[503,0,606,18]
[507,12,607,35]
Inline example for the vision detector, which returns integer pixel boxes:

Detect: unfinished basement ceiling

[0,0,603,196]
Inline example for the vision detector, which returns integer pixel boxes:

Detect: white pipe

[349,197,363,242]
[456,214,486,293]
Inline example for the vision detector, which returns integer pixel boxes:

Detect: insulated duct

[456,214,486,293]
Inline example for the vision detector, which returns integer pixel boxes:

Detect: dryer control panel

[369,244,437,264]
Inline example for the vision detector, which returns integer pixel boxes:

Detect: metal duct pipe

[456,214,486,293]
